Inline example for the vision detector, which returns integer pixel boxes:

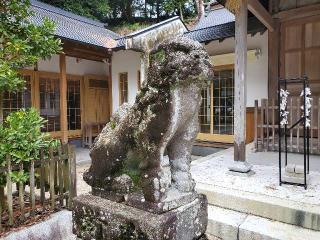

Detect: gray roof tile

[185,7,266,43]
[29,0,121,48]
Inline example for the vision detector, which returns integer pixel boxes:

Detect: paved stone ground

[191,144,320,205]
[76,144,320,201]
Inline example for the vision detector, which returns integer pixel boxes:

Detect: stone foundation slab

[73,194,208,240]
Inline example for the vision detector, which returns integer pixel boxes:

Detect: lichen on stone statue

[83,36,213,207]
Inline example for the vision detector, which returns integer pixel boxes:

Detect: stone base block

[126,189,197,214]
[228,161,253,173]
[73,194,208,240]
[282,169,309,185]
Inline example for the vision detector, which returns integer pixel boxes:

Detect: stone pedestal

[73,194,208,240]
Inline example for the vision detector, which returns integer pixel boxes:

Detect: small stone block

[226,170,255,177]
[282,169,308,185]
[73,194,208,240]
[285,164,296,174]
[228,162,253,173]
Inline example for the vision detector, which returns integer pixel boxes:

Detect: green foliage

[39,0,197,30]
[0,0,62,93]
[0,108,60,184]
[41,0,110,21]
[109,22,152,36]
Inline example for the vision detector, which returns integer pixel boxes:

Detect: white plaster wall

[37,55,109,76]
[111,50,142,113]
[204,31,269,107]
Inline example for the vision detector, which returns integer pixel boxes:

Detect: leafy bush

[0,108,59,184]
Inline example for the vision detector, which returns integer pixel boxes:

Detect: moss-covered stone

[83,36,213,204]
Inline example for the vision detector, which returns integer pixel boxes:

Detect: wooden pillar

[268,18,280,99]
[108,57,113,115]
[60,53,68,144]
[234,0,248,162]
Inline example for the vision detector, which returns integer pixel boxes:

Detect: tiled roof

[114,16,187,50]
[193,7,235,31]
[185,7,266,43]
[29,0,121,48]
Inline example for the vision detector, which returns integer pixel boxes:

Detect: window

[119,73,128,105]
[3,74,32,119]
[199,82,211,133]
[137,70,141,90]
[67,78,81,130]
[199,68,234,136]
[39,75,60,132]
[213,69,234,135]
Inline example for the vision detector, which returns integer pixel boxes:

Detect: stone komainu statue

[84,36,213,205]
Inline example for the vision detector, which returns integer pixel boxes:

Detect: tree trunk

[156,0,160,22]
[197,0,204,20]
[144,1,148,20]
[179,3,184,21]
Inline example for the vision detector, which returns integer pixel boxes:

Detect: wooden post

[268,19,280,99]
[234,0,247,162]
[229,0,252,173]
[60,53,68,144]
[254,100,258,150]
[68,145,77,208]
[49,148,55,210]
[108,57,113,115]
[40,149,46,207]
[58,146,64,206]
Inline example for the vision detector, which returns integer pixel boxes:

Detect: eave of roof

[29,0,121,49]
[126,16,187,38]
[185,17,266,43]
[113,16,188,51]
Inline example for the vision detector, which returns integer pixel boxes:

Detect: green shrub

[0,108,59,184]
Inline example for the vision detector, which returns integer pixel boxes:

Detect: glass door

[198,68,234,143]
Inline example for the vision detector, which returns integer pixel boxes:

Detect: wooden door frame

[197,64,235,143]
[83,74,110,126]
[66,74,84,138]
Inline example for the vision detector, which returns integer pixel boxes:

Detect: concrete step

[197,183,320,231]
[207,205,320,240]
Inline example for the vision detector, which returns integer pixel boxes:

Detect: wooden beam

[268,19,280,99]
[59,54,68,144]
[62,39,112,62]
[234,0,247,162]
[274,3,320,21]
[248,0,275,32]
[107,57,113,115]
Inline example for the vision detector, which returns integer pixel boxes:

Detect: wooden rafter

[217,0,275,32]
[248,0,274,32]
[62,39,112,62]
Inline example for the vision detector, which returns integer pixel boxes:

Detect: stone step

[207,205,320,240]
[197,183,320,231]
